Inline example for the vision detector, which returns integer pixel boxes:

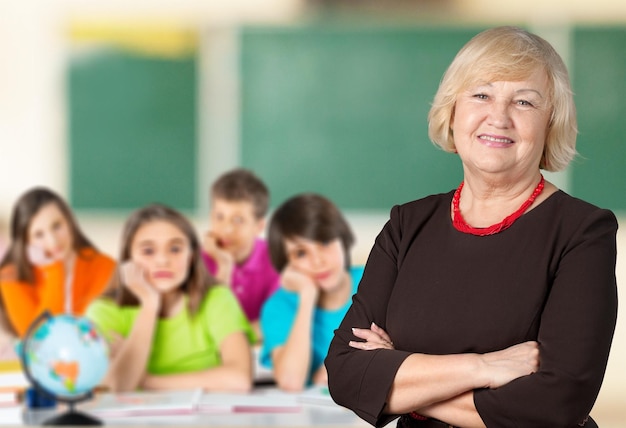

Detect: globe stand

[42,402,102,426]
[24,381,104,426]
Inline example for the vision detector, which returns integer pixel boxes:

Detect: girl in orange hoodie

[0,187,115,337]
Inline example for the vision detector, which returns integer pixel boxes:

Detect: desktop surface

[1,386,377,427]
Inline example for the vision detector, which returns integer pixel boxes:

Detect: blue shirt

[259,266,364,382]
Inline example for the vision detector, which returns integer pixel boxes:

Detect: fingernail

[371,322,377,328]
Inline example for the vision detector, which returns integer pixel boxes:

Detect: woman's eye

[517,99,534,107]
[170,246,182,254]
[294,249,307,259]
[473,93,488,100]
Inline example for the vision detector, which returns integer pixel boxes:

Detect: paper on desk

[197,391,300,413]
[295,385,336,406]
[0,405,22,425]
[79,388,202,418]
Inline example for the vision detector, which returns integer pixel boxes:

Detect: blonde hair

[428,26,577,172]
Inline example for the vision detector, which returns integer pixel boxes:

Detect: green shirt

[86,286,253,375]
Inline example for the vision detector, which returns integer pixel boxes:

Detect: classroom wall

[0,1,625,424]
[2,0,626,215]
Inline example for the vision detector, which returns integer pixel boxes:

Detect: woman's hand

[119,261,160,307]
[479,341,539,389]
[349,322,395,350]
[349,324,539,390]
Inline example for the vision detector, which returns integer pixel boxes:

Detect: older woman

[325,26,618,428]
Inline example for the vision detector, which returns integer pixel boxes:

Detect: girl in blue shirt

[260,193,363,391]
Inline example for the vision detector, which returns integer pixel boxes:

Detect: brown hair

[268,193,354,272]
[105,204,217,316]
[211,169,269,219]
[428,26,577,171]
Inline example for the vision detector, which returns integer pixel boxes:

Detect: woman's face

[27,203,74,263]
[451,69,552,180]
[129,220,192,294]
[284,237,346,292]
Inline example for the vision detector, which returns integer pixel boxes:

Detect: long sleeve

[474,208,618,427]
[0,262,66,337]
[325,204,414,427]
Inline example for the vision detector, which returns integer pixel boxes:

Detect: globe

[20,312,109,425]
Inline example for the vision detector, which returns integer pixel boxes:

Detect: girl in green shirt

[87,204,254,392]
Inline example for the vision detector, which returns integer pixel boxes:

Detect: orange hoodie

[0,248,115,337]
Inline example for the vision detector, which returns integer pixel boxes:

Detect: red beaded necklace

[452,175,545,236]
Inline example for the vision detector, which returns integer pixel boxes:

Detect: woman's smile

[478,133,515,147]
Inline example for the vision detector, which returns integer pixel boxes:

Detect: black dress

[325,190,618,427]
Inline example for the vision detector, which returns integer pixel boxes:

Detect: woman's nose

[488,102,512,128]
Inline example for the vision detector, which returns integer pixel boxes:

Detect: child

[202,168,279,340]
[86,204,254,392]
[259,193,363,391]
[0,187,115,337]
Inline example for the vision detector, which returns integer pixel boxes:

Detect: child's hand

[105,331,126,359]
[203,231,235,284]
[119,261,160,307]
[281,265,318,298]
[203,231,234,264]
[26,245,56,267]
[312,365,328,386]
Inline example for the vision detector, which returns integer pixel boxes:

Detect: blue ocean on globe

[22,314,109,400]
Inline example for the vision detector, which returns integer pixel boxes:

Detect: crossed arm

[350,323,539,428]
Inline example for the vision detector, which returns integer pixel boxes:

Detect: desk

[0,387,381,427]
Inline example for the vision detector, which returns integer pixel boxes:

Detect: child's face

[209,198,264,263]
[27,203,74,263]
[284,237,346,291]
[130,220,192,293]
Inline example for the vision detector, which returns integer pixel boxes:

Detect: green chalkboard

[572,27,626,212]
[240,26,484,210]
[69,50,197,211]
